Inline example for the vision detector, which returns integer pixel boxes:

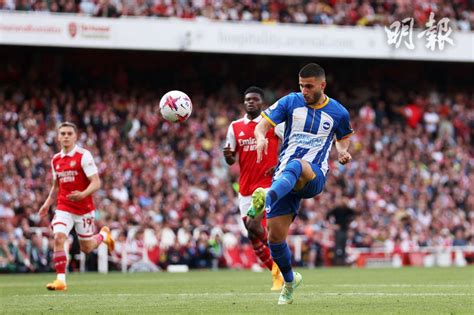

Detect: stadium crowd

[0,54,473,273]
[0,0,472,31]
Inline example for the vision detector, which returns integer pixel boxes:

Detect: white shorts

[238,188,269,218]
[238,194,252,218]
[52,210,96,240]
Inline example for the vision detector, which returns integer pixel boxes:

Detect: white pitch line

[333,284,473,288]
[5,283,471,289]
[10,292,474,298]
[317,293,473,296]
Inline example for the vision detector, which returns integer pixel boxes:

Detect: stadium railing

[89,234,473,273]
[347,245,474,268]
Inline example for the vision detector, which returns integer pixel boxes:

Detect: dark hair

[244,86,265,99]
[299,63,325,79]
[57,121,78,133]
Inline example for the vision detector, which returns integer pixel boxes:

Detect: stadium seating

[0,0,471,31]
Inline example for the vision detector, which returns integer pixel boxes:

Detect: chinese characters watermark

[385,12,454,51]
[385,17,415,49]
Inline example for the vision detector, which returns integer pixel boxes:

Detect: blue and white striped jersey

[262,92,353,179]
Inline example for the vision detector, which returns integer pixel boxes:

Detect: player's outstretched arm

[67,174,101,201]
[39,180,58,217]
[335,138,352,165]
[255,118,272,163]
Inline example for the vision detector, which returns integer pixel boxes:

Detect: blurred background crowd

[0,0,472,31]
[0,48,472,273]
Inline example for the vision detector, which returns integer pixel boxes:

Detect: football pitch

[1,267,473,314]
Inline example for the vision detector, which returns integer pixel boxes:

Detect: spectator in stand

[165,242,185,266]
[0,238,15,273]
[95,0,120,17]
[452,228,468,246]
[1,0,472,31]
[0,0,15,10]
[12,236,34,273]
[326,198,357,266]
[30,233,53,272]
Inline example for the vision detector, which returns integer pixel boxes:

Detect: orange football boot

[46,279,67,291]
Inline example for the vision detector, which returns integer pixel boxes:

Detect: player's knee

[80,244,92,254]
[53,233,67,248]
[285,159,303,177]
[295,160,315,190]
[267,226,286,243]
[79,240,94,254]
[300,160,315,179]
[268,230,285,244]
[82,248,92,254]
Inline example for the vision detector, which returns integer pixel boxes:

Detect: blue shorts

[265,164,326,219]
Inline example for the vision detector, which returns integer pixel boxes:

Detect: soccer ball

[159,90,193,123]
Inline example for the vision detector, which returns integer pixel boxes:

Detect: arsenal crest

[70,161,76,167]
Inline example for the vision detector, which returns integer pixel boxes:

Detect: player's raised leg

[251,159,314,218]
[265,160,308,212]
[78,227,114,254]
[74,212,115,254]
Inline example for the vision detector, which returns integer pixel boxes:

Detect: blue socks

[269,242,294,283]
[266,160,302,209]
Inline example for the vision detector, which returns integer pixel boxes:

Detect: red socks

[243,216,274,270]
[53,250,67,275]
[251,238,273,270]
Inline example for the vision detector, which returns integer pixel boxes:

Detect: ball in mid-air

[159,90,193,123]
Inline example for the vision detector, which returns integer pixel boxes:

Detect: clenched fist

[338,151,352,165]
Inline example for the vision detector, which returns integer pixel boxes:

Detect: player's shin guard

[269,242,294,283]
[266,160,302,208]
[251,238,274,271]
[53,250,67,280]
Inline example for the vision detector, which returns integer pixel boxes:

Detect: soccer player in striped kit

[253,64,354,304]
[223,86,284,291]
[39,122,115,291]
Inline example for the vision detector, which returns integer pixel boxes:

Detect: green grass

[1,267,473,314]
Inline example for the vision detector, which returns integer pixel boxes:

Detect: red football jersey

[226,115,283,196]
[51,145,98,215]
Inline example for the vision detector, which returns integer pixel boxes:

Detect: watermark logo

[385,12,454,51]
[417,12,454,51]
[385,17,415,49]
